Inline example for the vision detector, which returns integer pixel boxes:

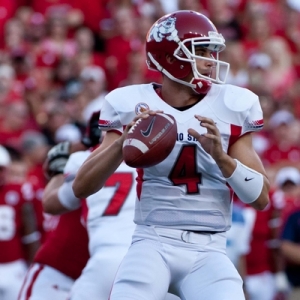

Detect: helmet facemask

[177,35,229,81]
[173,35,230,93]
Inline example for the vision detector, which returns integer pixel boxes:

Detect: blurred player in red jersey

[41,111,179,300]
[0,145,40,300]
[17,113,97,300]
[5,147,50,246]
[17,207,89,300]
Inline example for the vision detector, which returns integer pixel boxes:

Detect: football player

[73,10,270,300]
[0,145,40,300]
[17,112,99,300]
[40,123,180,299]
[18,207,89,300]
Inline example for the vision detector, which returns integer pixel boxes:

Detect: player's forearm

[216,153,269,210]
[250,176,270,210]
[42,174,71,214]
[73,139,123,198]
[214,152,237,178]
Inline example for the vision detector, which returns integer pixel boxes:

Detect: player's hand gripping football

[117,110,163,144]
[188,115,225,162]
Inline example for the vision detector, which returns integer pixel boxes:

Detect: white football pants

[109,225,245,300]
[0,259,27,300]
[18,263,74,300]
[70,236,180,300]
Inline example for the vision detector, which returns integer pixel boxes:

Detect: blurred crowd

[0,0,300,300]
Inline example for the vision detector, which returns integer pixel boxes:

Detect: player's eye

[194,47,208,57]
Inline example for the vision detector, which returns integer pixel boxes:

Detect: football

[123,113,177,168]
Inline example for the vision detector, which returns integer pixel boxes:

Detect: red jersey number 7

[102,172,134,216]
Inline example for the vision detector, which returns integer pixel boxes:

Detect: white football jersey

[64,151,137,255]
[99,83,263,231]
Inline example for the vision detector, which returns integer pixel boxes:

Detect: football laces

[128,118,142,134]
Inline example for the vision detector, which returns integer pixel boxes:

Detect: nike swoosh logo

[141,117,156,137]
[245,177,254,181]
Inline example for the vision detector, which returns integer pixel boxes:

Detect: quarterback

[73,10,270,300]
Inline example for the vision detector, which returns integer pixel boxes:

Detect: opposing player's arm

[42,174,73,215]
[43,142,88,215]
[72,131,123,199]
[227,133,270,210]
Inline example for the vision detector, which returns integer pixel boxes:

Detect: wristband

[226,159,263,204]
[58,182,81,210]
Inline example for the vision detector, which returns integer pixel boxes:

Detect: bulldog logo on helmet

[150,17,178,42]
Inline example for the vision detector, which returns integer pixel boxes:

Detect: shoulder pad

[207,84,259,126]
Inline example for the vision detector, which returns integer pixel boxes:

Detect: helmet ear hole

[167,59,191,78]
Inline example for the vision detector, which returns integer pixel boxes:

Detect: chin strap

[147,52,212,95]
[190,78,212,94]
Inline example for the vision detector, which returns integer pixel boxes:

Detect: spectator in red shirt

[3,18,26,54]
[0,64,22,107]
[28,0,84,30]
[247,52,277,97]
[282,6,300,79]
[240,9,274,58]
[242,188,288,300]
[119,48,162,87]
[0,101,33,151]
[79,65,107,123]
[261,37,297,101]
[261,110,300,185]
[76,0,109,35]
[40,11,76,63]
[219,41,250,88]
[104,6,141,90]
[21,131,50,189]
[0,0,18,48]
[206,0,243,42]
[74,26,106,71]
